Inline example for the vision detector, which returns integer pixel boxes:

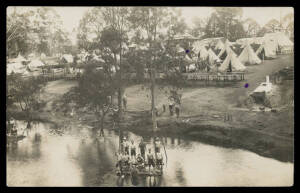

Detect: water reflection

[7,121,294,187]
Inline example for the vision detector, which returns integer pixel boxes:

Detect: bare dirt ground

[13,54,293,163]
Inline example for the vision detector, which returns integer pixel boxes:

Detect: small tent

[214,39,225,51]
[217,40,236,60]
[208,48,221,65]
[184,54,194,64]
[28,53,36,60]
[219,51,246,72]
[40,53,46,59]
[92,54,105,63]
[253,37,264,45]
[192,40,209,54]
[176,45,186,54]
[198,46,209,61]
[61,54,74,63]
[7,62,26,75]
[173,32,197,41]
[264,32,294,53]
[238,43,261,65]
[255,40,277,59]
[10,53,28,63]
[28,59,45,69]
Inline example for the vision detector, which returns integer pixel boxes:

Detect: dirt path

[227,54,294,104]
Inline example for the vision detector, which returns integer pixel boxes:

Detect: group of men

[166,97,181,118]
[116,137,164,174]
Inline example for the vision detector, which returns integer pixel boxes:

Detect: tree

[257,27,269,37]
[282,13,294,40]
[128,7,171,131]
[166,8,189,38]
[7,74,46,123]
[189,16,205,38]
[213,7,244,41]
[77,7,130,121]
[6,8,33,57]
[101,7,131,121]
[244,18,261,37]
[76,63,117,131]
[203,12,219,38]
[77,8,104,52]
[7,7,71,57]
[264,19,280,33]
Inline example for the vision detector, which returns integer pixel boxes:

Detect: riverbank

[11,106,293,163]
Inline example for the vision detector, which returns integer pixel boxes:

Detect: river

[6,121,293,187]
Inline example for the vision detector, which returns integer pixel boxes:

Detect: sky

[7,7,294,44]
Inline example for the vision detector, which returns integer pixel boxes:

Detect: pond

[6,121,293,187]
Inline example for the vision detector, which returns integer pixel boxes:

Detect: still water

[7,121,293,187]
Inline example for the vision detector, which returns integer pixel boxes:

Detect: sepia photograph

[6,6,294,187]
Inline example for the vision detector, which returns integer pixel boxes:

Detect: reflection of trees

[218,148,243,171]
[10,141,18,159]
[171,137,175,145]
[76,132,119,186]
[32,133,42,159]
[174,162,187,186]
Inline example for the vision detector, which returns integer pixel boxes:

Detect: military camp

[6,7,294,187]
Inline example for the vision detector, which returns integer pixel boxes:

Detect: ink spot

[244,83,249,88]
[185,49,189,53]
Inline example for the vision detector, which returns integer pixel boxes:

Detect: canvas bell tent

[255,40,277,60]
[27,59,45,70]
[219,51,246,72]
[10,53,28,64]
[214,39,225,52]
[61,54,74,64]
[238,43,261,65]
[198,46,209,61]
[208,48,221,65]
[7,62,27,75]
[264,32,294,54]
[217,40,236,60]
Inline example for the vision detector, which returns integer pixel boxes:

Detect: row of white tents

[7,53,74,75]
[184,32,294,72]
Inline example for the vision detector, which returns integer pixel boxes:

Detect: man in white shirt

[130,140,137,157]
[146,148,155,171]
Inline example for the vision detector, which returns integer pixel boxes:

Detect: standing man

[139,138,146,159]
[130,140,137,158]
[154,137,161,154]
[146,148,155,172]
[162,104,166,113]
[175,103,180,118]
[169,97,174,116]
[124,137,130,155]
[123,94,127,111]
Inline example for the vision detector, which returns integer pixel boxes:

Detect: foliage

[199,7,246,41]
[7,7,71,57]
[7,74,46,121]
[243,18,261,37]
[264,19,280,33]
[166,8,189,38]
[75,62,118,128]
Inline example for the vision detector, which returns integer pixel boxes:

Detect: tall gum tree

[128,7,172,131]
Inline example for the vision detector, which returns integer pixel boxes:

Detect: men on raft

[116,137,164,175]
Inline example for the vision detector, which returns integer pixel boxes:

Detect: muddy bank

[118,117,293,163]
[10,107,293,164]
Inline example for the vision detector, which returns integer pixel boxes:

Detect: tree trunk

[113,52,123,123]
[151,67,158,131]
[101,115,104,130]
